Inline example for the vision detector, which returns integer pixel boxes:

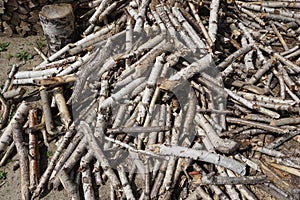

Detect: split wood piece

[3,87,26,99]
[100,77,146,109]
[169,10,197,53]
[68,39,113,103]
[271,22,289,51]
[88,0,113,25]
[34,56,77,70]
[196,165,230,200]
[117,165,136,200]
[80,121,121,190]
[284,49,300,60]
[0,101,30,159]
[202,174,267,185]
[104,136,164,159]
[52,139,88,189]
[0,1,5,15]
[231,80,269,95]
[254,146,287,158]
[252,102,295,113]
[256,1,300,8]
[2,62,23,93]
[143,158,151,200]
[36,22,114,67]
[25,123,45,135]
[118,34,164,61]
[0,93,10,130]
[181,89,197,144]
[241,38,255,72]
[93,78,109,140]
[158,111,182,195]
[52,87,71,128]
[274,53,300,73]
[219,126,250,138]
[151,159,168,197]
[186,3,213,49]
[255,184,291,200]
[34,74,76,86]
[225,89,280,118]
[34,46,47,61]
[247,57,276,85]
[117,40,173,85]
[103,104,127,150]
[0,142,14,167]
[226,169,258,200]
[281,45,300,57]
[273,70,286,99]
[39,87,55,134]
[28,109,39,191]
[12,122,30,200]
[98,1,119,23]
[276,71,285,99]
[194,113,239,154]
[151,10,167,35]
[237,22,266,65]
[172,7,207,51]
[243,114,272,123]
[270,117,300,126]
[159,54,213,93]
[218,44,253,68]
[14,67,64,79]
[92,161,103,186]
[70,24,121,56]
[39,3,75,55]
[191,163,230,200]
[275,156,300,170]
[236,91,296,105]
[134,0,150,33]
[208,0,220,44]
[125,15,134,58]
[32,127,76,198]
[58,170,80,200]
[226,117,288,134]
[155,4,177,38]
[151,145,246,175]
[238,6,265,26]
[285,85,300,103]
[267,129,300,149]
[137,55,164,124]
[235,153,261,172]
[278,65,297,91]
[237,2,300,19]
[80,152,96,200]
[49,132,83,184]
[107,126,169,134]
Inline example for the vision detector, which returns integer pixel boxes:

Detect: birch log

[12,122,30,200]
[39,3,75,55]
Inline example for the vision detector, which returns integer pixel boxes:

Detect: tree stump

[39,3,74,55]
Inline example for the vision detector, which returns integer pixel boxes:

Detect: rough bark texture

[39,3,75,55]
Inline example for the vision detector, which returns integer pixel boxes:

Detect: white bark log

[39,3,75,55]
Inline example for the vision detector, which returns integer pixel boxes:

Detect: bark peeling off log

[39,3,75,55]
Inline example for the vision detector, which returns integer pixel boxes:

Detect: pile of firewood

[0,0,300,200]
